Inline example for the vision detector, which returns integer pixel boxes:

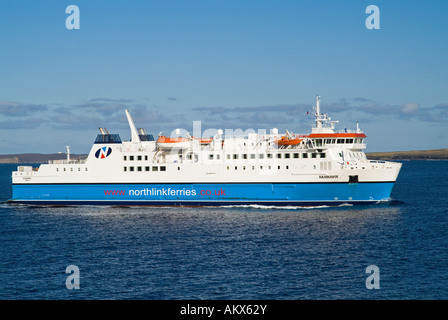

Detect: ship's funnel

[125,109,141,143]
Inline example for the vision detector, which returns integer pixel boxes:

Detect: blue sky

[0,0,447,153]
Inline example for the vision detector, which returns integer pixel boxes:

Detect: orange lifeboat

[156,136,191,149]
[190,136,213,145]
[197,138,213,145]
[276,136,303,146]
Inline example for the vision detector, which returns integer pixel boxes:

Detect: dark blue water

[1,161,447,300]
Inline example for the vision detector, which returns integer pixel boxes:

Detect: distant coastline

[367,149,448,160]
[0,149,447,163]
[0,153,88,164]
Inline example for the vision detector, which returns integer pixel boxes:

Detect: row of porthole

[56,167,88,172]
[222,153,326,160]
[123,166,167,172]
[226,165,290,171]
[123,153,326,161]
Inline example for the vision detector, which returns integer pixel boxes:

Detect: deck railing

[48,159,87,164]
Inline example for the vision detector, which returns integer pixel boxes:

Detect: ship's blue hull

[9,182,395,206]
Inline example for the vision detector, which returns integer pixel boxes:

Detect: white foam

[220,204,330,210]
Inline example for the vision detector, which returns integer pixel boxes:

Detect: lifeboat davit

[156,136,191,150]
[189,136,213,144]
[197,138,213,145]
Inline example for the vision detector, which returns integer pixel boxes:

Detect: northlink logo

[95,147,112,159]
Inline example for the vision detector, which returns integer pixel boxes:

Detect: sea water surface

[0,161,447,300]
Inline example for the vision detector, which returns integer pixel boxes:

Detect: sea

[0,160,447,302]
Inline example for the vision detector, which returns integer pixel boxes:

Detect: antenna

[315,95,322,129]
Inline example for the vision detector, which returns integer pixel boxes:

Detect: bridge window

[94,133,121,144]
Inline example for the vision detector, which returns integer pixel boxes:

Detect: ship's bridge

[307,96,366,150]
[307,132,367,149]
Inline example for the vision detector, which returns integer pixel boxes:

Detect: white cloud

[401,103,419,115]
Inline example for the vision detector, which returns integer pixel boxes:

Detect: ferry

[9,96,402,207]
